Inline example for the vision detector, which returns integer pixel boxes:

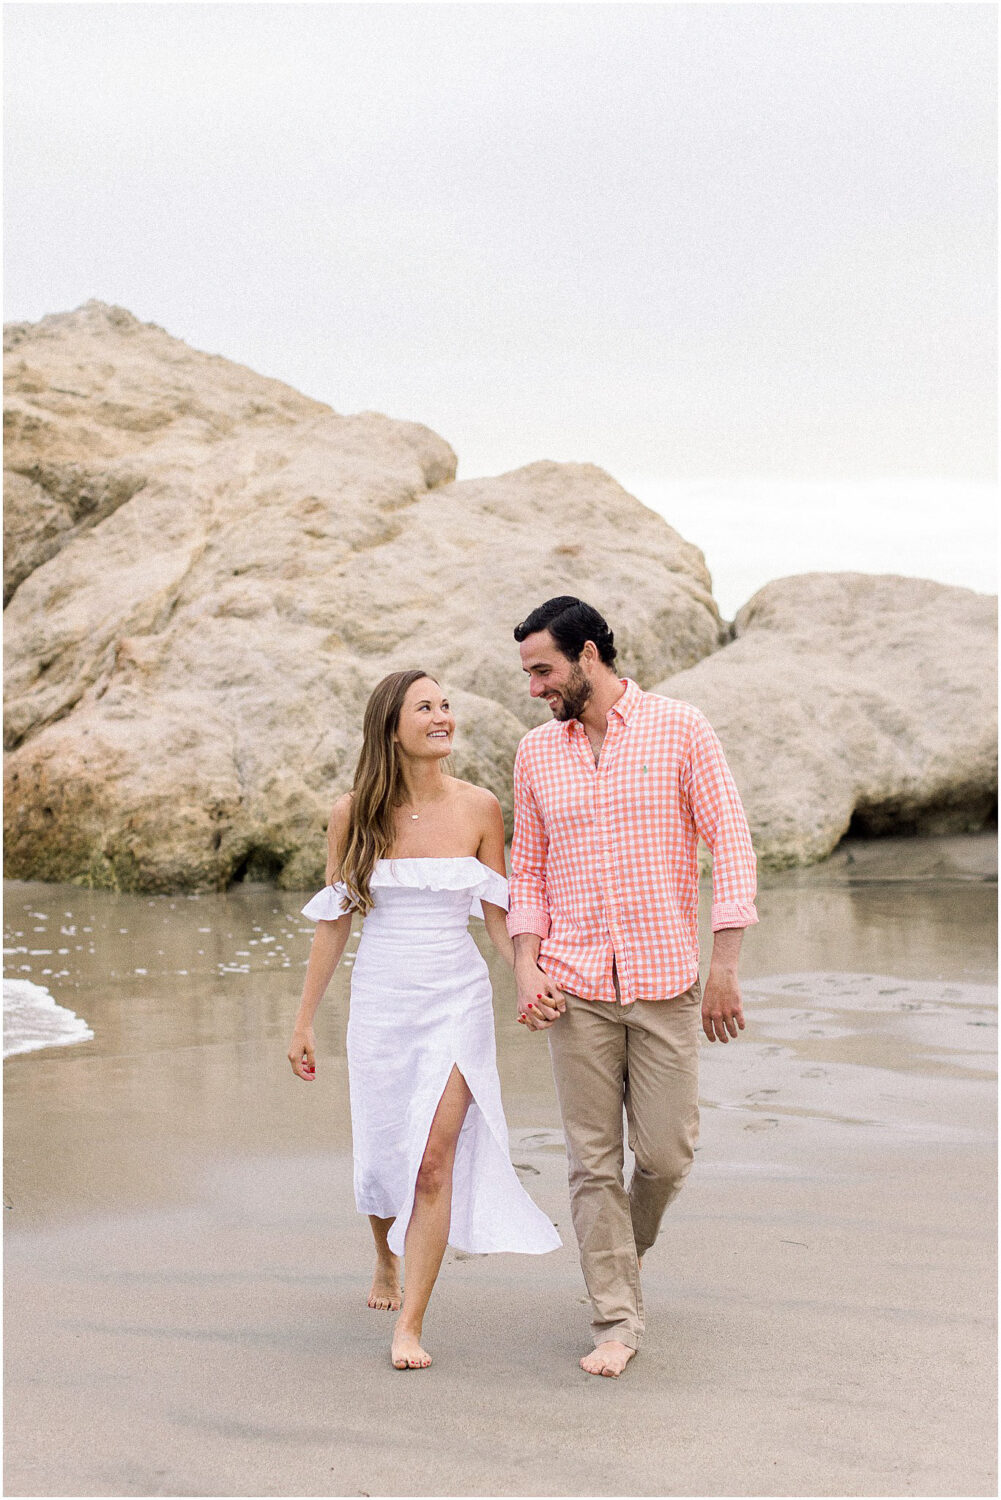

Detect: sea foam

[3,978,93,1059]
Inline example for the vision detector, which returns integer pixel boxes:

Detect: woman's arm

[289,791,354,1080]
[288,914,352,1080]
[476,790,515,969]
[482,903,515,969]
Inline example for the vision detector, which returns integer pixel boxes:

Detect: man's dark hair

[513,596,617,667]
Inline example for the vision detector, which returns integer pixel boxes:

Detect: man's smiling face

[518,630,592,721]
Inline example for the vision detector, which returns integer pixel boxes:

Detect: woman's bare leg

[367,1215,402,1311]
[392,1065,472,1369]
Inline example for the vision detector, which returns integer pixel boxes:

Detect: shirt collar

[609,677,643,724]
[562,677,642,736]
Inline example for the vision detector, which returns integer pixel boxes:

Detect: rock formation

[4,302,725,891]
[657,573,998,867]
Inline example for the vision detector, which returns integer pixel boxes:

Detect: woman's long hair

[339,668,441,914]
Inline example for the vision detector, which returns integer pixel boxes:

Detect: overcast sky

[4,3,996,612]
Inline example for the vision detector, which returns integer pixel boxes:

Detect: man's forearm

[513,932,542,973]
[709,925,743,975]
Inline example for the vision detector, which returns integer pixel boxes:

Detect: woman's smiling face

[393,676,455,760]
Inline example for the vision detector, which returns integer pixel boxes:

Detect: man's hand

[516,962,566,1031]
[701,966,744,1043]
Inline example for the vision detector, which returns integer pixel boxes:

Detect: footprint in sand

[517,1130,565,1153]
[744,1117,779,1131]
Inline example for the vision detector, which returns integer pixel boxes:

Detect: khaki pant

[548,981,701,1350]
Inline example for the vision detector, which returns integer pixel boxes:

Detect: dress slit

[385,1057,505,1257]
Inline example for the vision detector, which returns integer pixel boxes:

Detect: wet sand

[4,833,997,1497]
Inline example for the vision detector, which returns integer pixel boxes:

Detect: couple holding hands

[288,596,758,1375]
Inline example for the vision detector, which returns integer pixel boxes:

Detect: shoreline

[4,833,997,1496]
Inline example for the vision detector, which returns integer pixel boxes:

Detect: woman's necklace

[402,785,445,822]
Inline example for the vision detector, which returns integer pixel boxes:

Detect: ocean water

[1,880,317,1073]
[3,978,93,1059]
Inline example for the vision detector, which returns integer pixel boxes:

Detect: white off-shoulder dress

[302,857,561,1258]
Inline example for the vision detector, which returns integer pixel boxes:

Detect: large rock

[656,573,998,868]
[4,303,725,891]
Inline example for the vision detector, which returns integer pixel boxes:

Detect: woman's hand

[516,963,566,1031]
[288,1025,317,1080]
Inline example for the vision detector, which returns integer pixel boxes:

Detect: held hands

[288,1025,317,1080]
[701,966,745,1043]
[516,963,566,1032]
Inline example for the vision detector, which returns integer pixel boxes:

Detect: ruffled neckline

[301,856,508,921]
[374,855,495,870]
[369,856,507,897]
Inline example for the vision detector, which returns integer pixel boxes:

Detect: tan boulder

[656,573,998,868]
[4,303,724,891]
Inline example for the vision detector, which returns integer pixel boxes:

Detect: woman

[288,668,560,1370]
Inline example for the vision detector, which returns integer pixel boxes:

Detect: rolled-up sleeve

[683,713,759,932]
[507,744,551,939]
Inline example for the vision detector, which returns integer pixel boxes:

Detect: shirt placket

[594,715,627,1004]
[565,725,608,1002]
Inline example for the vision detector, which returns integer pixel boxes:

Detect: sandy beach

[4,833,996,1498]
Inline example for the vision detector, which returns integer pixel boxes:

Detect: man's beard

[551,662,591,721]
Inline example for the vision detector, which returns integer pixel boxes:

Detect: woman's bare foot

[391,1325,432,1369]
[580,1341,636,1377]
[367,1257,402,1311]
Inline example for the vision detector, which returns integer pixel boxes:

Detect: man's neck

[577,672,626,737]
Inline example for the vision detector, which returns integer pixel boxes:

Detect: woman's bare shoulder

[326,793,353,882]
[327,792,353,839]
[447,778,504,840]
[447,779,505,868]
[447,776,501,812]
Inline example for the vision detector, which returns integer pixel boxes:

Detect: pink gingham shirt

[507,678,758,1004]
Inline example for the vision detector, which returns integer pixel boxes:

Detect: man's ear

[581,639,599,665]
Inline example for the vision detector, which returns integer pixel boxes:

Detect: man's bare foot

[367,1258,402,1311]
[391,1328,432,1369]
[581,1341,636,1377]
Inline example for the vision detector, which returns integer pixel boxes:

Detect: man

[508,596,758,1378]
